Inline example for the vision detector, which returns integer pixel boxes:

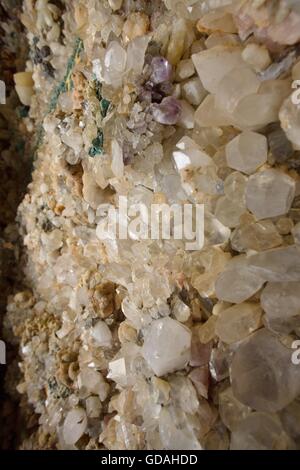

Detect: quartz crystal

[225,131,268,175]
[215,257,265,303]
[219,387,251,432]
[91,321,113,348]
[230,412,292,450]
[4,0,300,452]
[192,45,243,94]
[231,329,300,412]
[246,169,296,220]
[215,303,262,344]
[142,318,191,377]
[63,408,87,446]
[231,220,282,252]
[152,96,182,125]
[181,77,207,106]
[151,56,173,84]
[247,245,300,282]
[261,282,300,334]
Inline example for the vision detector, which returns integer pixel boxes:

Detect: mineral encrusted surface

[2,0,300,450]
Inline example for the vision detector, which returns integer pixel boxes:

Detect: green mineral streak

[48,37,84,113]
[94,79,102,102]
[32,38,84,160]
[18,105,29,118]
[89,129,104,157]
[100,98,110,117]
[93,79,111,117]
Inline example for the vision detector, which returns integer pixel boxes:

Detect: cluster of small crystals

[5,0,300,450]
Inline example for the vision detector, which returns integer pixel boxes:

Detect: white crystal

[225,131,268,175]
[215,196,246,228]
[172,297,191,322]
[230,412,291,450]
[215,256,265,303]
[247,245,300,282]
[192,45,243,94]
[181,77,207,106]
[231,328,300,412]
[246,169,295,220]
[111,139,124,178]
[176,59,195,81]
[177,100,195,129]
[215,302,262,344]
[142,317,191,376]
[261,281,300,334]
[159,406,202,450]
[173,136,213,171]
[216,67,260,113]
[91,321,113,348]
[63,408,87,445]
[242,43,271,71]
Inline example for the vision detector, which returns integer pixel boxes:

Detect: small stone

[215,196,246,228]
[108,0,122,11]
[118,321,138,344]
[63,408,87,445]
[209,345,231,382]
[86,396,102,418]
[173,136,213,171]
[261,281,300,334]
[215,302,262,344]
[279,97,300,149]
[176,59,195,81]
[151,96,182,125]
[280,399,300,440]
[122,12,149,43]
[41,229,63,252]
[142,317,191,376]
[242,43,271,71]
[215,256,265,303]
[14,71,34,106]
[167,18,186,65]
[78,368,109,401]
[188,366,209,399]
[247,245,300,282]
[267,125,294,163]
[101,41,127,88]
[231,328,300,412]
[150,56,173,84]
[276,217,293,235]
[177,100,195,129]
[225,131,268,175]
[198,315,217,344]
[219,387,251,431]
[111,139,124,178]
[192,45,243,94]
[181,77,207,106]
[91,320,113,348]
[246,169,295,220]
[230,412,291,450]
[216,67,260,113]
[231,220,282,252]
[172,297,191,323]
[224,171,247,201]
[190,328,212,367]
[159,406,202,450]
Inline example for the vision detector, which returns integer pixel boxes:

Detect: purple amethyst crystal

[151,96,182,125]
[151,56,173,84]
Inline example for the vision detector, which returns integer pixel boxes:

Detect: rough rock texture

[2,0,300,450]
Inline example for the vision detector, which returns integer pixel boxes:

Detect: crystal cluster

[2,0,300,451]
